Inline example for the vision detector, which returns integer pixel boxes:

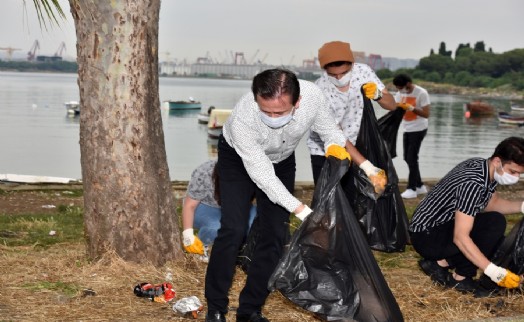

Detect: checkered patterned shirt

[222,79,346,212]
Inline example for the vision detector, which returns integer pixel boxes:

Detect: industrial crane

[54,42,66,57]
[27,40,40,61]
[248,49,260,65]
[0,47,22,61]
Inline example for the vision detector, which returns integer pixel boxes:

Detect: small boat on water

[463,100,495,117]
[162,97,202,110]
[65,101,80,116]
[198,106,216,124]
[510,102,524,112]
[208,109,232,138]
[498,112,524,125]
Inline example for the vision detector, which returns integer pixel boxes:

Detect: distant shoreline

[1,69,522,100]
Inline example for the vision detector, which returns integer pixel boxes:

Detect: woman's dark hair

[324,61,352,69]
[251,68,300,105]
[491,136,524,166]
[212,162,221,206]
[393,73,412,87]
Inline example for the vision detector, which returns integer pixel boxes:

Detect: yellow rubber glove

[182,228,204,255]
[325,144,351,161]
[484,263,521,289]
[362,83,383,101]
[359,160,387,195]
[398,102,415,111]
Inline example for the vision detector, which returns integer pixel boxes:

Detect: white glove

[182,228,195,246]
[295,205,312,221]
[484,262,521,288]
[182,228,204,255]
[359,160,387,195]
[520,201,524,214]
[359,160,378,177]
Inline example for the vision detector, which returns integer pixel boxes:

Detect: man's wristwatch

[374,90,383,101]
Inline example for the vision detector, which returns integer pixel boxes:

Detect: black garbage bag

[237,215,261,272]
[268,157,404,322]
[479,217,524,290]
[377,108,405,159]
[349,96,409,252]
[238,215,290,273]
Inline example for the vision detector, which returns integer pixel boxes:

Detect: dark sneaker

[236,311,269,322]
[448,277,494,298]
[206,311,227,322]
[418,259,451,286]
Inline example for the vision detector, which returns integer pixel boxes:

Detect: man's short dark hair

[492,136,524,166]
[393,74,412,87]
[252,69,300,105]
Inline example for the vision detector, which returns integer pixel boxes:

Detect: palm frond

[30,0,67,30]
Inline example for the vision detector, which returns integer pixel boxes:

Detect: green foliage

[0,59,78,73]
[438,41,452,57]
[376,68,393,79]
[409,41,524,91]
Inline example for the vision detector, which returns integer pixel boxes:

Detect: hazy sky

[2,0,523,66]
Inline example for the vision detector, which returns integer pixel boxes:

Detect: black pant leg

[403,129,427,189]
[411,212,506,278]
[205,136,256,313]
[238,153,295,314]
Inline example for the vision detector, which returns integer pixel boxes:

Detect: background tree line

[0,59,77,73]
[377,41,524,91]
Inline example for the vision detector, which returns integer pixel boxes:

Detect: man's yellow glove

[325,144,351,161]
[362,83,383,101]
[484,262,521,289]
[182,228,204,255]
[359,160,387,195]
[398,102,415,111]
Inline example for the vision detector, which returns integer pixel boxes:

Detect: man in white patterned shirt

[203,69,386,322]
[307,41,400,201]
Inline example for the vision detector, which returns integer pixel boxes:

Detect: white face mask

[494,165,520,185]
[259,107,294,129]
[327,70,352,87]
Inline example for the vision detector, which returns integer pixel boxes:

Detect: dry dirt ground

[2,180,524,321]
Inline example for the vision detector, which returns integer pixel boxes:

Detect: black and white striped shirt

[409,158,497,233]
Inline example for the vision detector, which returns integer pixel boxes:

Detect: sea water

[0,71,521,182]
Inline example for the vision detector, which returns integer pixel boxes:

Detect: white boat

[198,106,216,124]
[498,112,524,125]
[0,174,79,184]
[510,102,524,112]
[207,109,232,138]
[65,101,80,115]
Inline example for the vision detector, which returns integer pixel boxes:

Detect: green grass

[23,281,81,297]
[0,205,84,247]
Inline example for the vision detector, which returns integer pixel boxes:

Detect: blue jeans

[194,203,257,245]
